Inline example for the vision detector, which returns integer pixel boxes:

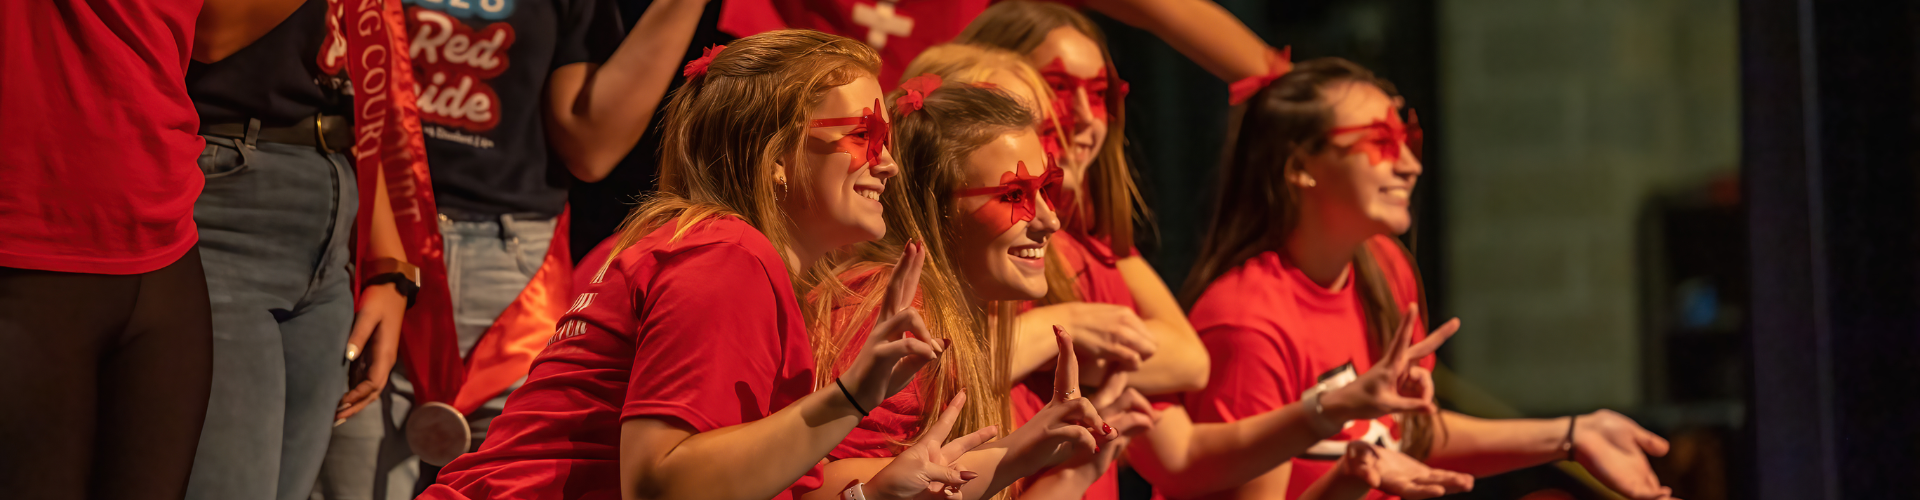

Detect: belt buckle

[314,115,333,153]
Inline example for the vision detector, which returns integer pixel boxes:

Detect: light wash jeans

[313,214,552,500]
[185,133,358,500]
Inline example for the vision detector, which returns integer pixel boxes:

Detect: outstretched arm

[1424,410,1675,500]
[1083,0,1275,82]
[545,0,708,182]
[1133,313,1459,498]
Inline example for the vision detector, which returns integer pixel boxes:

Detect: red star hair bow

[683,44,725,80]
[955,155,1066,233]
[809,98,892,173]
[1329,105,1424,165]
[896,74,943,115]
[1227,46,1294,105]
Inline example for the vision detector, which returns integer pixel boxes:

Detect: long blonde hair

[600,30,880,297]
[954,1,1145,261]
[895,43,1085,308]
[808,85,1037,470]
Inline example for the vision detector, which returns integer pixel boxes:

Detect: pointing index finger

[1052,326,1079,403]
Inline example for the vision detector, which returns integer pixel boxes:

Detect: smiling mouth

[855,186,882,201]
[1009,241,1047,260]
[1382,187,1411,201]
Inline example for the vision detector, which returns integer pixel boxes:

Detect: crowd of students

[2,1,1680,499]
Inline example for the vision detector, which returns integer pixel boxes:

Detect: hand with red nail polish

[864,391,998,500]
[837,240,943,416]
[991,326,1118,481]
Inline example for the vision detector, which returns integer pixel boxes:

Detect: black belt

[438,209,556,223]
[201,115,352,153]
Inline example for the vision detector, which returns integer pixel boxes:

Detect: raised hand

[1062,370,1158,476]
[1321,304,1458,423]
[1339,441,1473,499]
[841,241,950,411]
[997,326,1117,476]
[864,392,1001,500]
[1572,410,1677,500]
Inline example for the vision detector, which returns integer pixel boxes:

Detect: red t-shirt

[717,0,1083,88]
[1181,235,1431,500]
[424,217,822,500]
[0,0,206,274]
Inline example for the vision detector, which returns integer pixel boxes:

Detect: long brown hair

[1183,57,1439,459]
[954,1,1143,262]
[599,30,880,295]
[808,85,1036,472]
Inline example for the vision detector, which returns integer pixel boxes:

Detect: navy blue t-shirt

[403,0,624,217]
[186,0,349,127]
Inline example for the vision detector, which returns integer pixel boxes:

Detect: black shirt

[403,0,624,218]
[186,0,349,127]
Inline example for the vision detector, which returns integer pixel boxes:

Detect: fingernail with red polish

[1102,423,1114,435]
[960,471,979,480]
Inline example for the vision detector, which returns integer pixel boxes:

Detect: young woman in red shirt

[805,81,1137,500]
[1177,57,1678,500]
[419,30,993,500]
[955,4,1214,403]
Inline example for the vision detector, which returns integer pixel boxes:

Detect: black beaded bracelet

[835,378,870,417]
[1564,414,1579,462]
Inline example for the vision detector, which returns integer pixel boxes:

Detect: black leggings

[0,248,213,499]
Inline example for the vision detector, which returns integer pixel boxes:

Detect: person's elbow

[554,139,621,183]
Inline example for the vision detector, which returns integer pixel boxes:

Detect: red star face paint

[809,98,893,173]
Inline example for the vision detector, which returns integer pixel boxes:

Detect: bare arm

[1422,411,1568,477]
[1127,403,1331,498]
[545,0,707,182]
[193,0,309,63]
[1425,410,1674,500]
[335,167,410,421]
[1215,461,1292,500]
[1083,0,1274,82]
[1114,255,1208,395]
[620,391,866,500]
[1131,318,1458,498]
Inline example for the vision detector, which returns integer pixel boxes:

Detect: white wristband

[1307,391,1346,437]
[841,482,868,500]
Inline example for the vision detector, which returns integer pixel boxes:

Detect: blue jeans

[314,214,552,500]
[185,135,358,500]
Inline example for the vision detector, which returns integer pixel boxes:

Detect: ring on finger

[1057,387,1078,399]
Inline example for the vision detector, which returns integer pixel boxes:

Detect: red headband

[1228,46,1293,105]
